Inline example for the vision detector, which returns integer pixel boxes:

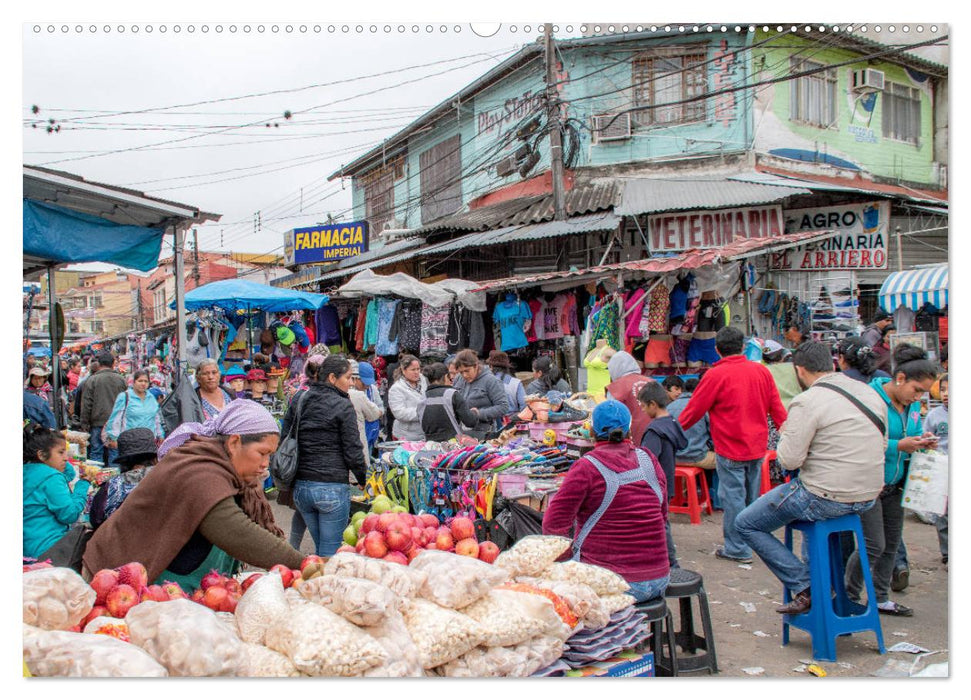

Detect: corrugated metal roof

[750,165,948,205]
[616,176,812,216]
[470,229,842,292]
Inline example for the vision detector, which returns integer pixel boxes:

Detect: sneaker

[715,547,753,564]
[890,567,910,592]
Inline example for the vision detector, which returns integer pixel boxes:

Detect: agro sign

[770,202,889,271]
[647,205,784,253]
[287,221,369,265]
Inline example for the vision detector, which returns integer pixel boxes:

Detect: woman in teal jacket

[105,369,164,442]
[23,424,97,559]
[845,344,939,617]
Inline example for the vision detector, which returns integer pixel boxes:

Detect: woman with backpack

[105,369,164,443]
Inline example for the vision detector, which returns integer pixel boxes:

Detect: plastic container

[499,474,529,498]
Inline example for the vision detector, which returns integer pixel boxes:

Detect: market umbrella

[177,278,329,313]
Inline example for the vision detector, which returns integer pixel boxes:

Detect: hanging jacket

[870,377,924,485]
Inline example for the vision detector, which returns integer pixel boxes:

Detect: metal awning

[879,263,949,312]
[743,166,949,206]
[615,176,812,216]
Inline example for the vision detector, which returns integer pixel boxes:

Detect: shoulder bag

[817,382,886,436]
[269,391,307,489]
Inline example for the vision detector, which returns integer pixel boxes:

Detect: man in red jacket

[677,327,788,563]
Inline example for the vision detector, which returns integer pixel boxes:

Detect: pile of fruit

[82,563,187,627]
[339,496,499,565]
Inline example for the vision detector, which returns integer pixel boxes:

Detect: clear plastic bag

[459,590,556,647]
[361,609,426,678]
[399,598,488,669]
[22,567,96,631]
[125,599,246,676]
[514,635,567,676]
[264,602,388,676]
[599,593,636,615]
[494,535,572,578]
[240,642,301,677]
[541,561,630,596]
[23,624,168,677]
[324,552,427,598]
[496,582,579,634]
[516,577,609,631]
[235,570,289,644]
[300,574,397,627]
[410,549,509,609]
[436,645,523,677]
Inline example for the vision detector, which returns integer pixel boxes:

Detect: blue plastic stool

[782,514,886,662]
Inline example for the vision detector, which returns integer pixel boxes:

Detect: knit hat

[592,400,632,440]
[116,428,158,470]
[348,359,360,377]
[357,361,376,387]
[246,369,267,382]
[158,399,279,458]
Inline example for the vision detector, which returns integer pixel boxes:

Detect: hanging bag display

[269,391,308,489]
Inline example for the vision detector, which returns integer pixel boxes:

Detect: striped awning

[879,264,948,312]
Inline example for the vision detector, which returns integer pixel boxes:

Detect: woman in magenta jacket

[543,400,671,602]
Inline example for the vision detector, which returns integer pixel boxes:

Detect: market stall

[878,263,948,356]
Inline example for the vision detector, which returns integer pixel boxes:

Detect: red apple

[418,513,440,529]
[219,592,239,614]
[203,585,230,611]
[190,588,206,603]
[363,531,389,558]
[360,513,380,535]
[300,555,326,578]
[199,569,225,591]
[376,512,398,533]
[115,562,149,591]
[410,526,427,547]
[223,578,242,596]
[240,574,263,593]
[81,605,108,627]
[396,513,416,528]
[336,544,357,554]
[477,541,501,564]
[89,569,120,606]
[385,521,413,552]
[106,584,139,618]
[383,551,409,566]
[423,526,438,543]
[161,581,188,600]
[142,584,169,603]
[435,527,455,552]
[455,538,480,558]
[270,564,295,588]
[405,544,421,562]
[450,517,476,542]
[425,541,438,550]
[355,540,366,555]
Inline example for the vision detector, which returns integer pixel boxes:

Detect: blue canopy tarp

[26,346,52,357]
[23,199,166,272]
[177,278,329,313]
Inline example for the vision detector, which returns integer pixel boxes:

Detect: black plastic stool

[661,568,718,675]
[635,597,679,677]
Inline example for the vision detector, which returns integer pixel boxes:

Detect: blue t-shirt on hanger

[493,298,533,352]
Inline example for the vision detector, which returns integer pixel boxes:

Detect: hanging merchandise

[390,300,423,354]
[586,295,620,354]
[669,275,691,326]
[527,296,544,342]
[374,298,401,357]
[363,299,379,350]
[314,305,342,347]
[695,293,727,333]
[623,288,648,344]
[493,293,533,353]
[420,303,450,358]
[645,281,671,334]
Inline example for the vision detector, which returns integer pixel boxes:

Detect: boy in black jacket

[419,363,478,442]
[639,381,689,568]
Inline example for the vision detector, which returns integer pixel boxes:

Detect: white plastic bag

[264,602,388,676]
[514,635,567,676]
[516,577,610,631]
[599,593,637,615]
[300,574,397,626]
[436,645,523,677]
[902,451,949,516]
[235,570,289,644]
[541,561,630,596]
[494,535,572,577]
[324,552,427,598]
[239,643,301,677]
[361,609,426,677]
[125,599,246,676]
[399,598,488,669]
[460,590,557,647]
[23,624,168,677]
[410,549,509,609]
[22,567,96,631]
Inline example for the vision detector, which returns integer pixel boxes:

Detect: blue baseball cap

[356,361,376,387]
[148,387,166,399]
[592,400,632,439]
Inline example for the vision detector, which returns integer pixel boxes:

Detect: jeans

[289,510,307,551]
[293,481,350,557]
[846,484,906,604]
[937,513,949,559]
[627,574,671,603]
[736,479,875,594]
[894,539,909,572]
[88,426,118,467]
[715,455,764,559]
[664,520,679,569]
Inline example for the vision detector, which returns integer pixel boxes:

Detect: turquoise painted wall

[752,31,937,184]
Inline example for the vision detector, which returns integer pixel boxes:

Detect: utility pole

[192,228,201,287]
[173,226,188,375]
[545,22,566,221]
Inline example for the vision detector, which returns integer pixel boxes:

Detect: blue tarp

[23,199,167,272]
[26,346,52,357]
[177,278,329,313]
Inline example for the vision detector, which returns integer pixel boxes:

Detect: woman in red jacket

[543,400,671,602]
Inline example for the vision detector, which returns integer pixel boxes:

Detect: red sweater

[676,355,788,461]
[543,441,670,583]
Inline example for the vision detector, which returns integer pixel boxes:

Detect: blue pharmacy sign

[287,221,369,265]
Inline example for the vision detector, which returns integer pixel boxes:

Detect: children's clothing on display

[375,299,401,357]
[493,296,533,352]
[686,337,719,364]
[644,337,673,365]
[419,303,450,357]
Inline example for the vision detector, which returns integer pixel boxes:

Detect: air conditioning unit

[593,113,631,142]
[852,68,885,91]
[496,155,519,178]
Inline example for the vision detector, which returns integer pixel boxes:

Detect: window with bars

[419,134,463,224]
[882,82,922,144]
[789,58,838,127]
[632,49,707,126]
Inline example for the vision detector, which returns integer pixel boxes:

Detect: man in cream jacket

[735,341,887,615]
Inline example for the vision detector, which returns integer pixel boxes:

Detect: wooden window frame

[632,46,708,127]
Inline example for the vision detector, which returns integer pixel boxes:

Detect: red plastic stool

[759,451,777,495]
[670,465,713,525]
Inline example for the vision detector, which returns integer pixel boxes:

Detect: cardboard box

[564,651,655,677]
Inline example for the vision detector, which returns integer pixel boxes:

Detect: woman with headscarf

[524,356,572,397]
[605,351,653,444]
[89,428,158,530]
[543,400,671,602]
[82,400,303,588]
[195,359,233,421]
[24,366,56,414]
[284,355,368,557]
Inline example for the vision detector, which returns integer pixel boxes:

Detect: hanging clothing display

[541,294,573,340]
[560,293,581,337]
[390,299,423,353]
[687,336,720,364]
[669,275,691,325]
[586,296,621,353]
[624,288,648,342]
[696,297,727,333]
[644,336,673,365]
[375,298,401,357]
[446,305,486,354]
[526,297,544,342]
[676,277,701,335]
[671,336,691,365]
[419,303,450,357]
[492,296,533,352]
[646,282,671,334]
[364,300,379,350]
[314,305,342,346]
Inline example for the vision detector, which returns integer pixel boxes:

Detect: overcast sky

[22,23,575,259]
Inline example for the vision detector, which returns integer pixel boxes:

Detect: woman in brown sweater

[83,400,303,589]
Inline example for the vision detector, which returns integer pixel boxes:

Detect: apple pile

[338,503,500,566]
[84,562,189,626]
[238,558,324,591]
